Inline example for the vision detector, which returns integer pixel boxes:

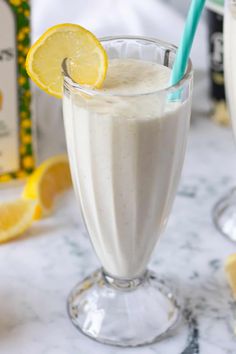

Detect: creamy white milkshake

[64,36,193,346]
[224,1,236,131]
[63,58,191,278]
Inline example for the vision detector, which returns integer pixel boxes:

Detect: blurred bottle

[207,0,230,125]
[0,0,36,186]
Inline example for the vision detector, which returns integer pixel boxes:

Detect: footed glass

[213,0,236,241]
[62,36,193,347]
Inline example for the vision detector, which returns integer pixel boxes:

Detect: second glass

[213,0,236,241]
[62,36,193,347]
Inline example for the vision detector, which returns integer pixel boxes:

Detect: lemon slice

[0,199,35,243]
[225,254,236,299]
[22,154,72,219]
[26,23,108,98]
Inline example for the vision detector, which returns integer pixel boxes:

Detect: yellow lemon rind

[22,154,71,219]
[0,199,35,244]
[25,23,108,99]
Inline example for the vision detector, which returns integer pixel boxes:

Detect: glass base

[67,268,181,347]
[213,187,236,242]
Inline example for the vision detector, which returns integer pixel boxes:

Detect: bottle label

[206,0,224,15]
[208,0,224,6]
[0,1,20,175]
[208,8,225,100]
[0,0,35,183]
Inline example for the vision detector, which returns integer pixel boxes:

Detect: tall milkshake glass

[213,1,236,241]
[62,36,193,347]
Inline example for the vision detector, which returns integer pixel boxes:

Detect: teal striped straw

[170,0,206,99]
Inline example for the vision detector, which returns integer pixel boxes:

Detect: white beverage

[63,59,191,278]
[224,1,236,131]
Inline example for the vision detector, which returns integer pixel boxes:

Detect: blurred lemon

[0,199,35,243]
[0,175,12,183]
[225,254,236,299]
[26,23,108,98]
[22,155,72,219]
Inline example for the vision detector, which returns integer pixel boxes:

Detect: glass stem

[102,268,148,291]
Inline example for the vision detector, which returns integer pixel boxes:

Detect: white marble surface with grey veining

[1,73,236,353]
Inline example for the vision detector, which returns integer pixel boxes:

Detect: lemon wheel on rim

[26,23,108,98]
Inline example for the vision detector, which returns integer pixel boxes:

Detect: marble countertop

[1,76,236,353]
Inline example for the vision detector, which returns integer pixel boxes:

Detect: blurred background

[31,0,212,161]
[2,3,236,352]
[31,0,208,70]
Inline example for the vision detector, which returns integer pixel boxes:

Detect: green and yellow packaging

[0,0,35,183]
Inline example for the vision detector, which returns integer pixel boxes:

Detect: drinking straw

[170,0,206,88]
